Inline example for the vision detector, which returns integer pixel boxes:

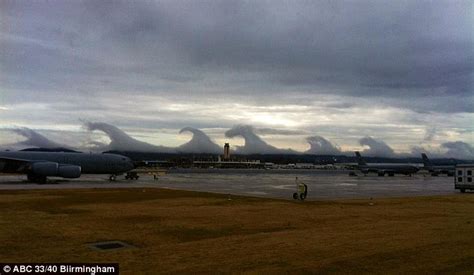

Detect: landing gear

[109,175,117,181]
[27,174,47,184]
[460,189,466,193]
[378,172,385,177]
[125,172,139,180]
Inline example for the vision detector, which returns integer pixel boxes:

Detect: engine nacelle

[58,165,81,178]
[32,162,59,176]
[31,162,81,178]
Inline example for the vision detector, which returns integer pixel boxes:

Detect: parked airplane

[421,153,455,176]
[354,151,419,176]
[0,151,134,183]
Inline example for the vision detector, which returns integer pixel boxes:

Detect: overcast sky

[0,0,472,155]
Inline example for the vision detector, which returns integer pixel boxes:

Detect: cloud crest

[359,136,396,158]
[177,127,221,154]
[12,127,65,149]
[84,122,175,153]
[225,125,297,154]
[0,128,71,150]
[305,136,341,155]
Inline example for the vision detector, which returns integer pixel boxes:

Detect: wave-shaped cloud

[0,127,71,150]
[441,141,474,159]
[177,127,221,154]
[1,123,472,159]
[305,136,341,155]
[359,136,396,158]
[84,122,175,153]
[12,127,65,148]
[225,124,297,154]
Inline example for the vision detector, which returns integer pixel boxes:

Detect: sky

[0,0,473,157]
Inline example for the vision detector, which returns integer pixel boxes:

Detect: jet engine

[32,162,59,176]
[31,162,81,178]
[58,165,81,178]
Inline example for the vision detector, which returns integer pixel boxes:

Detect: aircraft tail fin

[355,151,366,166]
[421,153,432,167]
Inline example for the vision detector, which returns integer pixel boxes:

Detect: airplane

[421,153,455,176]
[0,150,134,183]
[354,151,419,176]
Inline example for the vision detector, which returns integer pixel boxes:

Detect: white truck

[454,164,474,193]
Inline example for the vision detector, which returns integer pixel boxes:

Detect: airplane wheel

[37,176,47,184]
[27,174,47,184]
[460,189,465,193]
[293,193,298,200]
[109,175,117,181]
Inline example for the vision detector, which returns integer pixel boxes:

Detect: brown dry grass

[0,188,473,274]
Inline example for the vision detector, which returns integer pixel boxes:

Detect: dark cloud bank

[2,1,473,113]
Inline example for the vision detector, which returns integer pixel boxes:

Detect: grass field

[0,188,473,274]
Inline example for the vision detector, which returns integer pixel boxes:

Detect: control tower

[223,143,230,161]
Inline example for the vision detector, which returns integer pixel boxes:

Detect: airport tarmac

[0,169,458,199]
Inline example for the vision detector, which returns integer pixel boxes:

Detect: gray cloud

[256,128,307,136]
[84,122,175,153]
[177,127,221,154]
[2,1,472,113]
[305,136,341,155]
[359,136,396,158]
[441,141,474,159]
[225,125,297,154]
[423,127,437,142]
[0,127,70,150]
[11,127,65,148]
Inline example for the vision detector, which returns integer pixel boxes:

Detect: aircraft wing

[0,157,33,174]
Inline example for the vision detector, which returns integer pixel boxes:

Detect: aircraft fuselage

[0,151,134,175]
